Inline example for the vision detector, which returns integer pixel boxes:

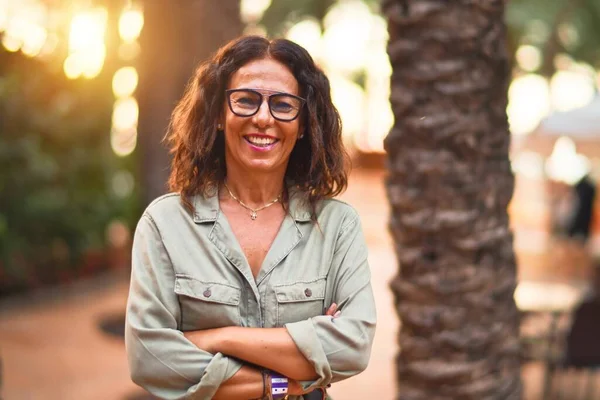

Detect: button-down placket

[195,187,312,329]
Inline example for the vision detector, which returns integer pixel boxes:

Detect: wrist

[287,379,304,396]
[269,371,289,400]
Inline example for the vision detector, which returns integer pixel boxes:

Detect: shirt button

[203,289,212,298]
[304,288,312,297]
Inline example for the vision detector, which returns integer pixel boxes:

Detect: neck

[223,169,285,209]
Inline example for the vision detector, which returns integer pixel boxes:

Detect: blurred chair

[549,296,600,400]
[521,297,600,399]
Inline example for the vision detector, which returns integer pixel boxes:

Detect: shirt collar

[192,183,312,223]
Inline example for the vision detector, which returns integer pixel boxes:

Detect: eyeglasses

[225,88,306,122]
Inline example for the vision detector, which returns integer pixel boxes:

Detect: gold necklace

[223,182,282,220]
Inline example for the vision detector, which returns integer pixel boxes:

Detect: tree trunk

[382,1,522,399]
[137,0,242,206]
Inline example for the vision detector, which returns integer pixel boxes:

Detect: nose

[252,97,273,127]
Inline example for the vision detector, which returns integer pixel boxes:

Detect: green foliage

[502,0,599,73]
[260,0,380,36]
[263,0,600,75]
[0,50,139,296]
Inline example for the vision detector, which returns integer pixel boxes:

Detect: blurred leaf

[260,0,336,36]
[0,48,140,296]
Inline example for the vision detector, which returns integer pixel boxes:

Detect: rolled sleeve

[125,214,243,400]
[285,215,377,390]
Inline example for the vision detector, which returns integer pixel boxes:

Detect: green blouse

[125,188,376,399]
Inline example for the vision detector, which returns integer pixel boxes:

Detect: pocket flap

[175,275,241,306]
[275,279,326,303]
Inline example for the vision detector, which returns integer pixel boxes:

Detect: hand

[324,302,341,318]
[288,378,311,396]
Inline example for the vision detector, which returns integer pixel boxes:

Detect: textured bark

[382,1,522,399]
[138,0,242,206]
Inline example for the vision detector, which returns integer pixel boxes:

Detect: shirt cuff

[186,352,244,399]
[285,318,332,390]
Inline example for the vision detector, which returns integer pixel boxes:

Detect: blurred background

[0,0,600,399]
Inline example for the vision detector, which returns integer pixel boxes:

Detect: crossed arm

[186,304,340,399]
[126,213,375,400]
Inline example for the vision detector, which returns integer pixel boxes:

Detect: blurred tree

[382,1,522,399]
[137,0,243,205]
[260,0,337,35]
[507,0,600,76]
[0,50,138,296]
[261,0,600,78]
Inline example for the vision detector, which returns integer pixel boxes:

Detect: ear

[297,120,305,140]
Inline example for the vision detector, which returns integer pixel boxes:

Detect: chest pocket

[174,275,242,331]
[274,278,326,327]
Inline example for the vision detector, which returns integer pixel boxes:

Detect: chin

[244,159,285,174]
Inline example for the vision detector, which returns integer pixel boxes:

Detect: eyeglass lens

[228,90,302,121]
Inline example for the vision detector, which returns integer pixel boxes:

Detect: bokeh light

[508,74,550,135]
[550,70,596,112]
[240,0,272,22]
[112,97,139,131]
[515,45,542,72]
[118,8,144,43]
[111,127,138,157]
[322,0,373,74]
[67,8,107,79]
[286,19,322,61]
[112,67,139,98]
[545,136,590,184]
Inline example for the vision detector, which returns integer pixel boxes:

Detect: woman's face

[222,57,301,178]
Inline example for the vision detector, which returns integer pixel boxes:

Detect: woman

[125,36,376,400]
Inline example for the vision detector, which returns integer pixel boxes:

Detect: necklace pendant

[250,211,257,220]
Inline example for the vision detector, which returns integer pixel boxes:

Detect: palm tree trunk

[137,0,242,205]
[382,1,522,398]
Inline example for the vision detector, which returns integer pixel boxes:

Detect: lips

[244,134,278,147]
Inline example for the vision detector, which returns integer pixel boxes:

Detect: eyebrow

[231,87,298,96]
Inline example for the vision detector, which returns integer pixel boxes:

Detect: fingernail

[334,311,341,317]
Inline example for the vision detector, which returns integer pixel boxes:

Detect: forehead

[228,58,299,95]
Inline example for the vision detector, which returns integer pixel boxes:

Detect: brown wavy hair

[166,35,349,217]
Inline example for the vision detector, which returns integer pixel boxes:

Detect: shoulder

[317,198,361,231]
[145,193,184,215]
[141,193,193,227]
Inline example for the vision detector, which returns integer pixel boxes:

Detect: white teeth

[247,136,276,146]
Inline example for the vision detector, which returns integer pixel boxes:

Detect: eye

[236,96,259,107]
[271,96,299,113]
[272,101,293,112]
[231,91,261,108]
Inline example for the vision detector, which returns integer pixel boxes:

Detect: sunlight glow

[112,97,139,131]
[508,74,551,136]
[286,19,322,61]
[240,0,272,22]
[111,127,138,157]
[545,137,590,184]
[515,45,542,72]
[118,8,144,43]
[112,67,139,98]
[21,24,46,57]
[67,8,107,79]
[2,34,21,52]
[329,74,366,142]
[550,70,596,112]
[322,1,373,74]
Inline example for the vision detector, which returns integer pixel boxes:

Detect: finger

[325,303,337,316]
[333,310,341,318]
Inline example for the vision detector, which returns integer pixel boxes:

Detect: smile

[244,135,278,148]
